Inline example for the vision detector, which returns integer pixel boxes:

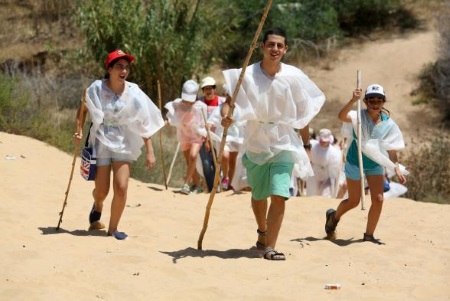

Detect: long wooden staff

[56,88,87,230]
[197,0,273,250]
[157,80,168,189]
[356,70,365,210]
[167,142,180,186]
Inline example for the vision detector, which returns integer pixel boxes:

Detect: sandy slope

[1,30,449,301]
[1,131,449,301]
[305,30,439,145]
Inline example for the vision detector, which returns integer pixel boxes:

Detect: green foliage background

[2,0,448,202]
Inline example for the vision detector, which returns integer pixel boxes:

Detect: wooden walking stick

[197,0,274,250]
[356,70,366,210]
[167,142,180,186]
[157,80,168,189]
[56,88,87,230]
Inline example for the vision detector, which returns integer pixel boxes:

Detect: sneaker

[325,209,339,235]
[180,183,191,195]
[221,177,229,191]
[191,186,203,194]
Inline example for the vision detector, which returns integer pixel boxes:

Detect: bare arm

[387,150,406,184]
[143,137,156,171]
[338,88,362,123]
[73,96,89,145]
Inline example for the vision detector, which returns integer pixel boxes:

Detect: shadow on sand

[160,247,262,263]
[39,226,107,237]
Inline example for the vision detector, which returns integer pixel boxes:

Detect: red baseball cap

[104,49,135,68]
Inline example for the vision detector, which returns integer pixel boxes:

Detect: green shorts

[242,153,294,201]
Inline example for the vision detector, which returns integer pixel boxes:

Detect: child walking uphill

[325,84,407,244]
[73,49,164,240]
[165,80,208,195]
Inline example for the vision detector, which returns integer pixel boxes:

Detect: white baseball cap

[181,80,199,102]
[201,76,216,88]
[365,84,385,99]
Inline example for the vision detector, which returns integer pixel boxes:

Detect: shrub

[403,138,450,204]
[0,74,29,132]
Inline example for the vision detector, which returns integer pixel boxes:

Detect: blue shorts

[242,154,294,201]
[345,161,384,180]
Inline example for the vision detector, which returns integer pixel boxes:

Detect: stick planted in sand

[56,88,86,230]
[197,0,273,250]
[356,70,365,210]
[157,80,168,190]
[167,142,180,186]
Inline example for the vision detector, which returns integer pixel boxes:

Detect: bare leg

[92,165,112,212]
[365,175,384,235]
[228,151,238,185]
[252,197,268,246]
[335,178,362,220]
[221,148,230,180]
[108,161,130,235]
[184,143,202,185]
[265,195,285,249]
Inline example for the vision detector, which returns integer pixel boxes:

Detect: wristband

[304,143,312,150]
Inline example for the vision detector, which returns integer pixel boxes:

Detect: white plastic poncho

[207,103,245,148]
[306,144,342,197]
[164,99,207,144]
[341,109,408,176]
[85,79,164,160]
[223,62,325,178]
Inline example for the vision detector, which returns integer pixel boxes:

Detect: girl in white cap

[165,80,208,195]
[73,49,164,240]
[325,84,407,244]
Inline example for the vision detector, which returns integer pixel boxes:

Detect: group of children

[77,28,408,259]
[164,76,246,195]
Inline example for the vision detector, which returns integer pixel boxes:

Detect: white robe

[306,144,342,197]
[164,99,207,144]
[341,110,408,175]
[85,79,164,160]
[223,62,325,179]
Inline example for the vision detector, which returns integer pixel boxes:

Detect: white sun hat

[317,128,334,144]
[200,76,216,88]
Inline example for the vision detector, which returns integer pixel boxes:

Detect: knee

[93,187,109,201]
[372,193,384,204]
[346,198,360,209]
[113,182,128,199]
[189,154,198,163]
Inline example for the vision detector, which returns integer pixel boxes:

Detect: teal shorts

[242,153,294,201]
[345,161,384,180]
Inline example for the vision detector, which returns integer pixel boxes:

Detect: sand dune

[1,132,449,300]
